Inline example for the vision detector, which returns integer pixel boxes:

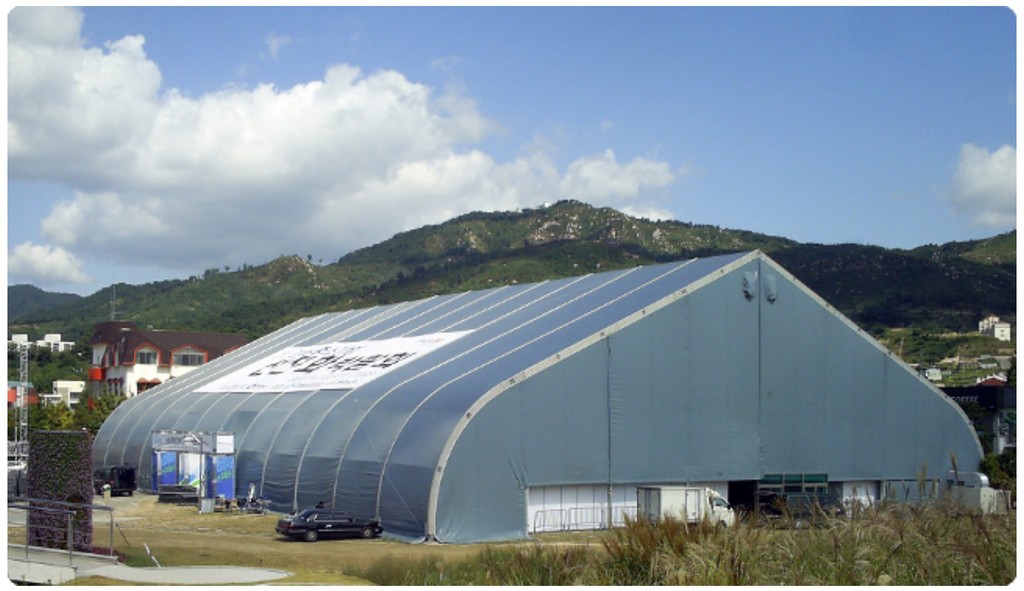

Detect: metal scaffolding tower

[14,343,30,463]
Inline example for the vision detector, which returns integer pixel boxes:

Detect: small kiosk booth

[150,430,236,512]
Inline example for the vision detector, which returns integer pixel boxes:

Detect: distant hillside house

[88,321,248,398]
[43,380,86,409]
[7,333,76,352]
[978,315,1012,342]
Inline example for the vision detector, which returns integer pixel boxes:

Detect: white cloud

[619,205,675,221]
[8,5,82,48]
[430,56,464,73]
[265,33,292,59]
[9,8,161,184]
[560,149,675,202]
[9,7,682,277]
[8,242,91,286]
[947,143,1016,229]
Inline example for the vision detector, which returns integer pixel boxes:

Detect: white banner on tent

[197,332,471,393]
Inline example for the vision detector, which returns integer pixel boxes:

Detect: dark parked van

[93,465,137,496]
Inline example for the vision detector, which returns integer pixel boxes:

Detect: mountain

[7,285,83,322]
[770,241,1015,331]
[7,200,1015,342]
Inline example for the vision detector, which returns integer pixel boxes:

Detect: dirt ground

[68,493,551,585]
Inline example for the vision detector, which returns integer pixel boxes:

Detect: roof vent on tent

[742,272,758,300]
[764,274,778,303]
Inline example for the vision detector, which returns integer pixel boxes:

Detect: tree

[7,344,90,394]
[8,403,76,445]
[979,449,1016,490]
[72,393,124,433]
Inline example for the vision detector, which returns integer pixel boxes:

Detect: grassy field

[52,494,487,585]
[29,493,1016,585]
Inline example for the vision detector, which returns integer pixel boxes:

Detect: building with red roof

[88,321,248,398]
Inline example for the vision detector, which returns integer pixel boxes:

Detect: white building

[978,316,1012,342]
[7,333,76,352]
[88,321,248,398]
[39,334,76,352]
[42,380,86,409]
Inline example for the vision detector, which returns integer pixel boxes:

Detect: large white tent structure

[93,251,981,542]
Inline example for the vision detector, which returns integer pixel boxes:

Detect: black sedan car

[275,508,382,542]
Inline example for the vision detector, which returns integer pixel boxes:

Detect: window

[173,348,206,366]
[136,349,157,365]
[759,473,828,495]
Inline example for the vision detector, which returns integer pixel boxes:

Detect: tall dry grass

[357,500,1015,585]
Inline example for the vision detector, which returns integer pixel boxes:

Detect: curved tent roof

[93,251,981,542]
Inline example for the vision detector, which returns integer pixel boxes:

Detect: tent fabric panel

[259,390,343,512]
[756,257,981,480]
[231,391,315,496]
[168,391,226,433]
[115,389,201,488]
[292,305,407,345]
[289,308,389,345]
[298,379,418,512]
[818,314,889,479]
[286,390,369,510]
[190,392,238,433]
[433,344,614,541]
[881,360,981,478]
[364,291,492,340]
[93,387,173,466]
[607,263,762,484]
[514,345,611,487]
[331,298,454,341]
[431,372,534,543]
[408,283,543,334]
[439,277,594,333]
[219,392,277,434]
[758,284,836,473]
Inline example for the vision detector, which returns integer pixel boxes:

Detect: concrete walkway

[8,544,292,585]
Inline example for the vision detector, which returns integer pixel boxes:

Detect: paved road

[8,544,292,584]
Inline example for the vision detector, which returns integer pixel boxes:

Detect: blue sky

[7,5,1017,297]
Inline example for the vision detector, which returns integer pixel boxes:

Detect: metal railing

[531,505,638,533]
[7,497,117,564]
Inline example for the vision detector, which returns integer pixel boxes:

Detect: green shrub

[25,430,94,552]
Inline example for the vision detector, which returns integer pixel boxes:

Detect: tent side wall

[756,256,982,480]
[605,258,762,484]
[434,257,762,542]
[433,344,611,542]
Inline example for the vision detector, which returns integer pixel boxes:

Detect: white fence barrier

[531,505,638,533]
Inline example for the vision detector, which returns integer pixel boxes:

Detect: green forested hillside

[8,285,83,321]
[8,201,1015,342]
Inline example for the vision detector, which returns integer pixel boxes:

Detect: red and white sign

[197,332,470,393]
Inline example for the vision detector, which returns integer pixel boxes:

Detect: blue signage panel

[159,451,178,485]
[213,455,236,499]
